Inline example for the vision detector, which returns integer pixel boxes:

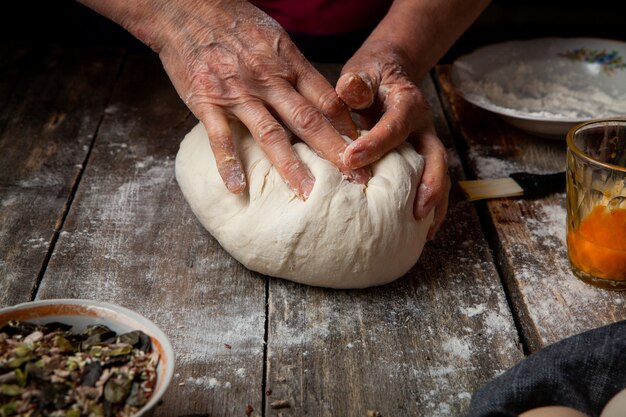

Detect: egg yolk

[567,205,626,280]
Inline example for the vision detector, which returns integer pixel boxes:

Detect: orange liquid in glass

[567,205,626,281]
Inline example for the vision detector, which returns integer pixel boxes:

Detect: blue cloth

[466,320,626,417]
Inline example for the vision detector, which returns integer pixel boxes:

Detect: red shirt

[250,0,392,36]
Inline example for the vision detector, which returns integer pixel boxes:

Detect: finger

[343,85,426,169]
[266,82,370,184]
[411,132,449,221]
[234,100,315,199]
[426,176,451,241]
[296,68,359,139]
[200,106,247,194]
[336,71,379,110]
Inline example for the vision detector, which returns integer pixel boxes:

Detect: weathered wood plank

[265,74,524,417]
[0,44,124,308]
[436,65,626,353]
[35,52,266,417]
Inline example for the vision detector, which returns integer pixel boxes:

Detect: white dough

[175,122,433,289]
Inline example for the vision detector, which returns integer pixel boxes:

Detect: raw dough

[175,122,433,289]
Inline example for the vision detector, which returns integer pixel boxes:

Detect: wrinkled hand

[336,40,450,239]
[126,0,369,198]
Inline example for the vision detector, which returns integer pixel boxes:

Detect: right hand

[121,0,369,199]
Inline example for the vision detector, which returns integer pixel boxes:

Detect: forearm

[364,0,491,80]
[77,0,165,50]
[76,0,244,53]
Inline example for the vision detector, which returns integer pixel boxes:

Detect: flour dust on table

[175,122,433,289]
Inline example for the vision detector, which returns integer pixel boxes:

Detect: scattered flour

[1,195,17,207]
[186,376,221,389]
[483,311,512,336]
[525,201,567,246]
[537,203,567,243]
[460,303,486,317]
[468,149,525,179]
[442,337,472,360]
[432,402,452,417]
[458,392,472,401]
[24,237,47,249]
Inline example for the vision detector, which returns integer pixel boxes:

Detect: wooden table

[1,45,624,417]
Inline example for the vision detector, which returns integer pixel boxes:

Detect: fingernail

[300,177,315,200]
[416,183,435,219]
[351,167,371,184]
[346,151,369,170]
[340,122,359,141]
[338,73,374,109]
[225,169,246,194]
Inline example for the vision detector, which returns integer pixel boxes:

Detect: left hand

[336,40,450,240]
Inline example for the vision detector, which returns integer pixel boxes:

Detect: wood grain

[36,53,266,417]
[436,65,626,353]
[264,75,524,417]
[0,45,123,308]
[1,50,531,416]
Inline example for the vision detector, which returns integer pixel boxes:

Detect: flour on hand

[175,122,433,289]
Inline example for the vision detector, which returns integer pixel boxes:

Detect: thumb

[336,61,381,110]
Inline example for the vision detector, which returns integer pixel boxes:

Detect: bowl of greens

[0,299,175,417]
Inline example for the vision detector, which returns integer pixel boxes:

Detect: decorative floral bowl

[451,37,626,139]
[0,299,175,416]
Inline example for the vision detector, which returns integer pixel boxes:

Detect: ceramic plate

[451,37,626,139]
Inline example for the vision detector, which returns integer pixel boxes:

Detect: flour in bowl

[460,62,626,120]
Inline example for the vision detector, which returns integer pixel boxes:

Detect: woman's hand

[81,0,368,199]
[336,40,450,239]
[335,0,490,238]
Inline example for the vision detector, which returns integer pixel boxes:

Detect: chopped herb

[0,320,159,416]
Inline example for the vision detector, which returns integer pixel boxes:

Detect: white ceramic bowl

[0,299,175,417]
[451,37,626,139]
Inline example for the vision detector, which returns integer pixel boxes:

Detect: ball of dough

[175,122,433,289]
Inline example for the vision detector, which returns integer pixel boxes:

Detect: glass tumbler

[566,118,626,290]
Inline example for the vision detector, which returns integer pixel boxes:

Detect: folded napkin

[466,320,626,417]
